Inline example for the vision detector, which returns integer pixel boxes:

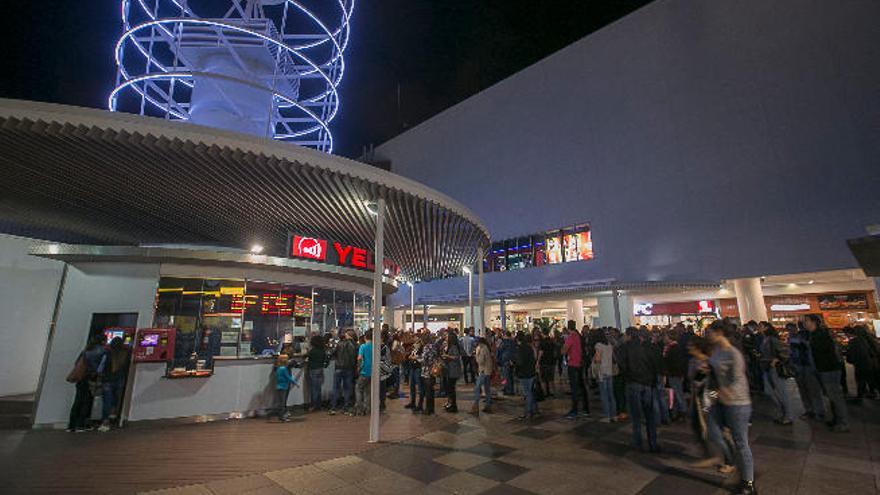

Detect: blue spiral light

[110,0,354,153]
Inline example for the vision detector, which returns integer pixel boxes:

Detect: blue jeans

[667,376,687,414]
[706,404,735,466]
[567,366,589,414]
[502,363,515,394]
[724,404,754,482]
[521,377,536,416]
[474,373,492,406]
[763,368,793,421]
[626,382,657,450]
[794,366,825,419]
[409,366,423,404]
[598,375,616,420]
[101,377,125,422]
[653,377,670,424]
[819,370,849,426]
[309,369,324,409]
[331,368,354,410]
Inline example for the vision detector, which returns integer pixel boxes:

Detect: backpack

[336,341,357,369]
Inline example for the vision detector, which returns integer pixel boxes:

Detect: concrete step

[0,413,31,429]
[0,398,33,415]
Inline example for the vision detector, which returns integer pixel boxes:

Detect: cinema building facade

[0,99,488,428]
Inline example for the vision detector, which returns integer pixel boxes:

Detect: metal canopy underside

[0,99,489,282]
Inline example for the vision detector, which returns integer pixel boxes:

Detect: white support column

[468,269,474,331]
[733,277,768,323]
[477,250,485,336]
[565,299,584,328]
[422,304,429,331]
[409,283,415,333]
[369,198,385,443]
[596,292,633,329]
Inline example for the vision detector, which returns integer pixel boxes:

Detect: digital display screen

[545,235,563,264]
[104,329,125,343]
[139,333,160,347]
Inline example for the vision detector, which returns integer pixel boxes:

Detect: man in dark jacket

[805,315,849,432]
[618,327,661,452]
[496,332,517,395]
[787,323,825,420]
[662,330,688,419]
[846,325,880,399]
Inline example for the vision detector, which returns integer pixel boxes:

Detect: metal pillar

[423,304,429,331]
[612,289,622,330]
[467,268,474,331]
[409,283,415,333]
[500,297,507,333]
[477,248,485,336]
[369,198,385,443]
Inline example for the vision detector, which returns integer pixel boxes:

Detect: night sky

[0,0,652,159]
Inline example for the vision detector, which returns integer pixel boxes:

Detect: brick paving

[2,383,879,494]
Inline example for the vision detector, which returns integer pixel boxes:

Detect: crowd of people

[273,315,878,495]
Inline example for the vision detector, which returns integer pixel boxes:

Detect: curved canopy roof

[0,99,489,282]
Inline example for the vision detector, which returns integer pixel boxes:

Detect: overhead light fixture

[462,266,472,275]
[363,200,378,216]
[250,244,264,254]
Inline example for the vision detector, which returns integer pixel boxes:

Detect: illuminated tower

[110,0,354,153]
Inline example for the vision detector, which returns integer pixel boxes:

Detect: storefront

[634,300,718,328]
[2,100,490,430]
[717,290,878,329]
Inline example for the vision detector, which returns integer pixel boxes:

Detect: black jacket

[619,340,660,386]
[809,328,841,373]
[514,344,537,379]
[662,343,688,378]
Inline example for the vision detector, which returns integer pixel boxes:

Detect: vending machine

[133,328,176,362]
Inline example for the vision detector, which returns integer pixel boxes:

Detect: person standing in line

[787,323,826,421]
[593,332,617,423]
[471,337,494,415]
[329,331,356,415]
[274,359,298,422]
[758,323,794,425]
[561,320,590,420]
[418,333,438,415]
[846,325,880,400]
[461,328,476,384]
[442,331,463,413]
[805,314,850,432]
[98,337,131,432]
[662,330,688,421]
[404,336,424,411]
[618,327,660,453]
[537,329,556,397]
[66,335,108,432]
[706,321,756,495]
[355,332,374,416]
[496,331,517,395]
[514,332,539,420]
[306,335,328,412]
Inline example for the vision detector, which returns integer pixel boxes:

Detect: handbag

[66,355,87,383]
[775,360,795,379]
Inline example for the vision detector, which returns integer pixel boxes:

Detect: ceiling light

[462,266,472,275]
[363,200,378,216]
[250,244,264,254]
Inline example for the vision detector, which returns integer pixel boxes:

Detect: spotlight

[250,244,264,254]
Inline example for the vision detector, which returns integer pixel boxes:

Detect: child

[275,360,298,421]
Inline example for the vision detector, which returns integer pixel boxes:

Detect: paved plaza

[1,384,878,495]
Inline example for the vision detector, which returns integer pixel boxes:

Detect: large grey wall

[0,235,65,396]
[377,0,880,301]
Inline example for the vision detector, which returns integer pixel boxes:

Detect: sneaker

[737,480,757,495]
[328,409,336,416]
[773,418,792,425]
[599,417,612,423]
[564,412,578,420]
[579,412,592,419]
[97,424,111,433]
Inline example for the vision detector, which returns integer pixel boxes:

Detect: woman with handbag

[66,335,107,432]
[758,323,794,425]
[442,331,463,413]
[419,334,440,415]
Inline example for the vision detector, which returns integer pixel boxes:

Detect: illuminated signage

[770,303,811,312]
[634,300,716,316]
[291,236,327,261]
[288,233,400,277]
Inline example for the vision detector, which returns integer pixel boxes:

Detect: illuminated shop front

[484,224,593,272]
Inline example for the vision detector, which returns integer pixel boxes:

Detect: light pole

[463,265,474,331]
[477,247,485,336]
[366,198,384,443]
[409,282,415,333]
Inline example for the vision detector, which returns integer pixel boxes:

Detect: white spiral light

[110,0,354,153]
